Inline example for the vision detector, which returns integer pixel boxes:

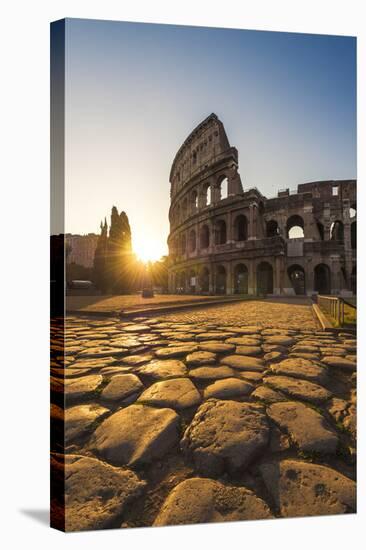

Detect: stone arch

[257,262,273,295]
[350,203,356,219]
[330,220,344,242]
[314,263,331,294]
[215,219,227,245]
[182,197,188,220]
[215,265,227,294]
[234,263,248,294]
[199,266,210,293]
[316,220,325,240]
[286,215,304,239]
[287,264,306,295]
[180,233,186,255]
[175,204,181,225]
[177,271,187,293]
[218,176,228,200]
[351,265,356,294]
[234,214,248,241]
[266,219,279,238]
[203,183,212,206]
[351,221,356,249]
[199,224,210,249]
[188,229,197,253]
[190,189,198,212]
[188,268,196,293]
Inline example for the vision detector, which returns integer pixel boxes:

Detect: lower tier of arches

[168,259,356,296]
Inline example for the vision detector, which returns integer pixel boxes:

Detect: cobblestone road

[157,298,318,329]
[51,304,357,531]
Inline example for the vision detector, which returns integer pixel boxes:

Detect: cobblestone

[51,299,356,530]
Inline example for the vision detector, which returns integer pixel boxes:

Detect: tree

[93,219,108,292]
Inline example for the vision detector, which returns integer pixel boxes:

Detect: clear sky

[64,18,356,260]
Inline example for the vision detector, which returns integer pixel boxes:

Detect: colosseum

[167,113,356,297]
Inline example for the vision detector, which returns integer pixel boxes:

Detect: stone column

[304,260,314,296]
[274,256,282,295]
[248,204,257,240]
[226,263,233,295]
[248,261,256,295]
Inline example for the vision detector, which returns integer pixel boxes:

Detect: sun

[133,237,166,263]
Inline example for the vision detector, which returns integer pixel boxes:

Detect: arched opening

[199,224,210,249]
[182,198,188,220]
[176,204,181,225]
[257,262,273,295]
[219,177,228,200]
[314,264,331,295]
[351,265,356,294]
[266,220,279,238]
[191,189,198,212]
[351,221,356,250]
[234,215,248,241]
[288,264,306,295]
[188,269,196,293]
[215,220,227,245]
[316,221,325,241]
[180,233,186,255]
[234,264,248,294]
[350,204,356,219]
[330,220,344,242]
[177,271,187,293]
[286,215,304,239]
[199,267,210,293]
[215,265,227,294]
[204,184,212,206]
[188,229,196,253]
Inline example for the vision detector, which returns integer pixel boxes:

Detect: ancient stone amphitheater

[167,113,356,296]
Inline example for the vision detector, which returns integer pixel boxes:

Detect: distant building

[168,113,356,296]
[66,233,98,268]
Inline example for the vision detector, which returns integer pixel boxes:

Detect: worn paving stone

[101,374,143,403]
[260,459,356,517]
[203,378,254,400]
[198,342,236,354]
[138,359,188,380]
[220,355,264,372]
[235,345,262,356]
[56,454,146,531]
[264,351,283,363]
[181,399,270,476]
[93,404,180,466]
[251,385,287,403]
[267,401,338,454]
[138,378,201,410]
[99,366,133,376]
[153,478,273,526]
[70,357,117,369]
[269,358,328,384]
[291,345,320,354]
[289,353,320,361]
[264,335,295,346]
[225,337,261,346]
[196,332,228,341]
[189,365,235,380]
[321,356,357,371]
[263,375,332,404]
[78,347,128,358]
[238,371,264,383]
[121,354,154,366]
[186,351,217,365]
[155,345,198,358]
[65,375,103,401]
[65,404,109,444]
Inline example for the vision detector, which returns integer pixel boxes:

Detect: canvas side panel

[50,18,66,533]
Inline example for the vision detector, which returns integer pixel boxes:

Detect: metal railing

[317,295,356,326]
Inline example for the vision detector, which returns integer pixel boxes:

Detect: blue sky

[64,18,356,258]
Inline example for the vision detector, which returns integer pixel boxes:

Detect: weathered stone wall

[167,114,356,296]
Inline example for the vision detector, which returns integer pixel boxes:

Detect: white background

[1,1,365,548]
